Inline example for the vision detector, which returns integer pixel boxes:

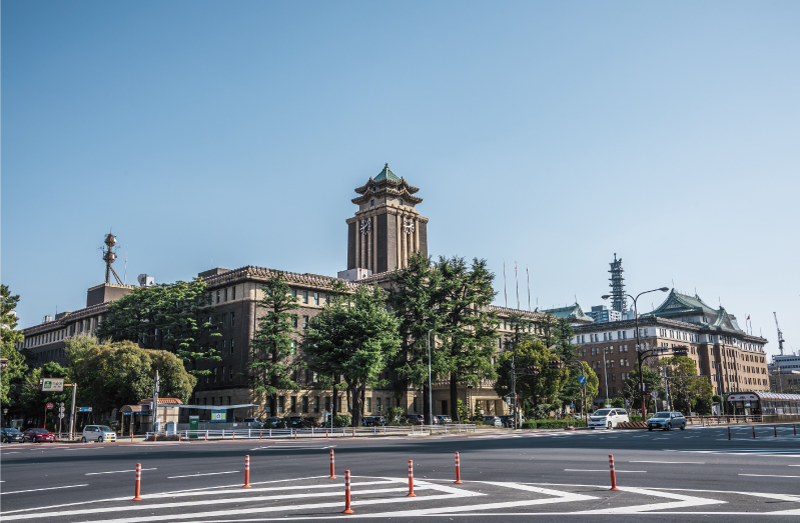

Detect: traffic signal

[643,382,653,393]
[525,366,539,375]
[548,360,564,370]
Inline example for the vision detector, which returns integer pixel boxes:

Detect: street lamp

[427,329,434,426]
[602,287,669,418]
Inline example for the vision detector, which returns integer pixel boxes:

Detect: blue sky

[3,1,798,356]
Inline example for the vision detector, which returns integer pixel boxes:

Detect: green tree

[304,285,401,427]
[538,316,577,361]
[622,365,662,411]
[17,361,70,429]
[96,278,221,378]
[247,271,302,416]
[436,256,499,422]
[66,337,196,416]
[561,361,599,416]
[1,284,27,408]
[494,340,569,410]
[659,355,713,414]
[388,252,444,423]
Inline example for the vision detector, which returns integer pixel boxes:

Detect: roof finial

[385,163,389,169]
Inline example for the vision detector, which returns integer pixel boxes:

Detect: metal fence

[144,424,477,441]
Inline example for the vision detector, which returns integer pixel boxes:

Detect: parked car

[242,418,263,428]
[434,415,452,424]
[1,428,24,443]
[587,408,629,429]
[81,425,117,443]
[647,411,686,431]
[289,417,305,428]
[22,428,55,443]
[402,415,425,425]
[362,416,385,427]
[482,416,502,427]
[264,417,283,428]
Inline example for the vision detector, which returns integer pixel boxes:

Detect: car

[81,425,117,443]
[22,428,55,443]
[402,415,425,425]
[264,416,283,428]
[242,418,263,428]
[647,411,687,431]
[499,415,518,428]
[289,417,306,428]
[482,416,502,427]
[587,408,629,429]
[434,415,452,424]
[1,428,24,443]
[362,416,385,427]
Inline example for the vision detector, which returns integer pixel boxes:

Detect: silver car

[81,425,117,443]
[647,411,686,431]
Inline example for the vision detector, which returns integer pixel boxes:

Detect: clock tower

[343,164,428,277]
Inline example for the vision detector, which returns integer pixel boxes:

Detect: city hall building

[18,165,546,422]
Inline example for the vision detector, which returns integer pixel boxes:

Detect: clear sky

[2,1,798,357]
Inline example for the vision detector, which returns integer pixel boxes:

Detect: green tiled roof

[542,303,594,322]
[374,163,400,182]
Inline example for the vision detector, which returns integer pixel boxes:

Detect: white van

[81,425,117,443]
[587,408,629,429]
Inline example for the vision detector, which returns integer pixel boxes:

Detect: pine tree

[435,256,499,422]
[388,252,443,424]
[247,271,302,416]
[304,284,400,428]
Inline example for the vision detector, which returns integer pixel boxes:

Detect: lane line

[1,484,88,495]
[168,471,239,479]
[629,461,704,464]
[739,473,800,478]
[87,468,157,475]
[563,469,646,473]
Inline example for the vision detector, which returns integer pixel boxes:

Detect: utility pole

[68,383,77,440]
[152,370,160,433]
[662,365,670,411]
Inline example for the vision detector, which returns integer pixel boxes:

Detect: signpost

[78,406,92,413]
[58,402,65,435]
[578,375,587,385]
[43,402,54,429]
[41,379,64,392]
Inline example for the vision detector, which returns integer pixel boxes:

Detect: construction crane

[774,312,786,356]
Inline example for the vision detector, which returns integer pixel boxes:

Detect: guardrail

[144,424,477,441]
[685,415,763,425]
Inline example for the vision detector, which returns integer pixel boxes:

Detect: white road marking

[167,471,239,478]
[564,469,646,473]
[739,473,800,478]
[574,486,725,514]
[249,445,335,450]
[86,468,157,475]
[629,461,704,464]
[0,484,88,495]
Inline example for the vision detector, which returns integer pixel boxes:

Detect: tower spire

[608,253,626,314]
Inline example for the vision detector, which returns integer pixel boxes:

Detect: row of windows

[215,286,237,304]
[590,359,631,370]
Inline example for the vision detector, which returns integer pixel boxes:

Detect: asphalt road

[2,424,800,521]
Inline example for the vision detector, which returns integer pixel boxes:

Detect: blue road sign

[78,407,92,412]
[578,375,587,385]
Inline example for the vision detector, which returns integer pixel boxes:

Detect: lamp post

[602,287,669,419]
[427,329,434,426]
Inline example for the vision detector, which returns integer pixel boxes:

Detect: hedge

[521,419,587,429]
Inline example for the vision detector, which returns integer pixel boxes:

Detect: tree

[66,337,196,416]
[96,278,221,378]
[436,256,499,422]
[622,366,662,411]
[494,340,569,412]
[561,361,599,416]
[388,252,444,423]
[1,284,27,408]
[658,355,713,414]
[247,271,302,416]
[18,361,70,430]
[304,285,401,428]
[538,316,577,361]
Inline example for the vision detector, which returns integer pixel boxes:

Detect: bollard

[233,431,235,441]
[154,433,157,443]
[775,425,778,437]
[326,430,329,439]
[728,426,731,440]
[407,460,416,497]
[329,449,336,478]
[132,463,143,501]
[608,454,620,491]
[294,429,298,441]
[342,470,354,514]
[205,431,208,441]
[260,430,262,441]
[131,431,134,443]
[352,427,355,438]
[243,455,252,488]
[454,452,463,484]
[753,426,756,439]
[178,433,181,442]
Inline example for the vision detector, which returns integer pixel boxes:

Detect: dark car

[402,415,425,425]
[289,417,305,428]
[361,416,385,427]
[1,428,24,443]
[22,428,55,443]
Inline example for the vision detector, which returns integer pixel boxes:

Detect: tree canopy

[494,340,570,411]
[304,284,401,427]
[1,284,27,406]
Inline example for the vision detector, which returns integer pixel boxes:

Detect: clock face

[403,218,415,234]
[360,219,371,235]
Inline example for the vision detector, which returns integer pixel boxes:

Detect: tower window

[371,199,375,206]
[398,199,403,205]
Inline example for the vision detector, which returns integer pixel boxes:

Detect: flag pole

[503,260,508,308]
[526,265,531,312]
[514,262,520,310]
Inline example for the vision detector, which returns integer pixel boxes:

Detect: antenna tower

[608,253,627,314]
[774,312,786,356]
[102,232,123,284]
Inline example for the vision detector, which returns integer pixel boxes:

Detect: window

[230,339,235,353]
[278,396,285,413]
[376,398,382,412]
[366,398,372,412]
[303,315,309,329]
[314,292,319,305]
[216,290,221,303]
[223,340,227,353]
[303,291,309,304]
[214,368,218,383]
[371,199,375,206]
[291,396,297,412]
[232,286,236,300]
[399,199,403,205]
[314,396,320,413]
[224,288,228,301]
[302,397,309,413]
[292,316,298,328]
[291,289,297,298]
[582,348,586,356]
[230,312,235,328]
[291,340,297,354]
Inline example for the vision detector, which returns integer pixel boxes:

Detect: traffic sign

[46,402,54,410]
[41,379,64,392]
[578,375,587,385]
[78,407,92,413]
[651,391,658,401]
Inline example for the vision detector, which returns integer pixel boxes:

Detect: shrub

[521,419,586,429]
[332,415,351,428]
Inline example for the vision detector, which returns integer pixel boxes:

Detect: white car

[587,408,629,429]
[81,425,117,443]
